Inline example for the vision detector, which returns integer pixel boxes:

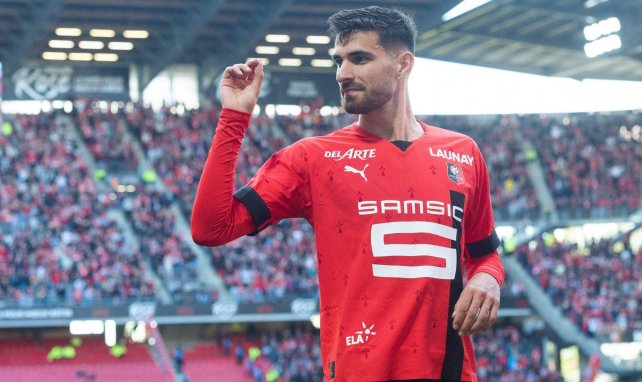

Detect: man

[192,6,504,381]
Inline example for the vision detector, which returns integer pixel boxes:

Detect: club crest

[447,163,464,185]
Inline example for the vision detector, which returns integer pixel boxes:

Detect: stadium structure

[1,0,642,381]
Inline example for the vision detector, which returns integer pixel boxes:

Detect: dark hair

[327,6,417,54]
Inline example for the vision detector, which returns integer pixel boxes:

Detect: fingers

[451,289,472,334]
[468,294,497,333]
[246,58,263,83]
[224,62,256,81]
[452,288,500,336]
[455,289,482,336]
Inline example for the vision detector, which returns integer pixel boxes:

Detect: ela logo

[346,322,376,346]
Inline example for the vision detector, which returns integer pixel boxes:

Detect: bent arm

[463,231,504,285]
[191,108,256,246]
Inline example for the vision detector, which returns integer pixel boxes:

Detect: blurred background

[0,0,641,381]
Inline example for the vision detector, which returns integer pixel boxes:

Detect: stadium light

[90,29,116,38]
[79,41,105,50]
[70,320,104,335]
[255,46,279,54]
[55,27,82,36]
[265,34,290,43]
[306,35,331,44]
[105,320,116,347]
[69,52,93,61]
[278,58,302,66]
[584,0,610,8]
[108,41,134,50]
[94,53,119,62]
[311,59,334,67]
[49,40,74,49]
[293,47,316,56]
[42,51,67,60]
[123,30,149,39]
[584,34,621,58]
[442,0,495,22]
[583,17,620,41]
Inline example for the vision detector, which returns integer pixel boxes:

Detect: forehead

[333,30,385,55]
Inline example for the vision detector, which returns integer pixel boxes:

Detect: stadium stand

[0,335,168,382]
[515,235,642,342]
[0,113,155,305]
[519,112,641,219]
[3,106,641,380]
[74,101,138,175]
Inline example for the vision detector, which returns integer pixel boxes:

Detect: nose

[336,61,354,84]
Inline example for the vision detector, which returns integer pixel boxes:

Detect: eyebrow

[331,50,376,62]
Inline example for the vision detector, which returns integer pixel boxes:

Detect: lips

[341,88,362,96]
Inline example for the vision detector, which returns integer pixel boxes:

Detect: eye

[352,56,368,64]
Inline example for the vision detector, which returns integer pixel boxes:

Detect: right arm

[191,59,264,246]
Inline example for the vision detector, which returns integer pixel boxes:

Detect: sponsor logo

[429,147,474,166]
[447,163,465,185]
[346,321,376,346]
[325,148,376,161]
[128,302,157,320]
[212,300,239,319]
[0,308,74,320]
[371,221,458,279]
[344,164,369,182]
[358,199,463,222]
[291,298,317,317]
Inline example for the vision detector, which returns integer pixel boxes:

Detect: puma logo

[344,164,369,182]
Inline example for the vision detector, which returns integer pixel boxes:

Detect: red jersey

[192,109,504,382]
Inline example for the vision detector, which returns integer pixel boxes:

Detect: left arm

[451,142,505,336]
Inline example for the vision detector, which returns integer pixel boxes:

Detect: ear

[397,51,414,78]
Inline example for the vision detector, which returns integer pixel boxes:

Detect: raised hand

[220,58,264,114]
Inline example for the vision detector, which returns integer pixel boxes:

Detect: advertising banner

[4,64,129,101]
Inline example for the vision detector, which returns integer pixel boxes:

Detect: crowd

[474,323,564,382]
[0,113,154,305]
[520,112,641,219]
[5,105,638,380]
[74,101,138,174]
[124,104,319,300]
[228,321,562,382]
[515,236,642,341]
[255,325,323,382]
[120,189,215,303]
[423,115,540,221]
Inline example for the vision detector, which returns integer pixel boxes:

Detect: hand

[452,272,500,336]
[220,58,264,114]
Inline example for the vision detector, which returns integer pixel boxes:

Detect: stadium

[1,0,642,381]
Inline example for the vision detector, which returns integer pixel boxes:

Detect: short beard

[342,86,392,115]
[341,84,392,114]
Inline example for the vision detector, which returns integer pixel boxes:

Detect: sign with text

[4,64,129,101]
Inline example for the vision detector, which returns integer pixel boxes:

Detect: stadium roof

[1,0,641,90]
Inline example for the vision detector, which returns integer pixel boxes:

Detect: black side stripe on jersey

[441,190,465,381]
[233,186,271,236]
[466,230,500,258]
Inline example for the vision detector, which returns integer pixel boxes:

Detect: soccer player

[192,6,504,382]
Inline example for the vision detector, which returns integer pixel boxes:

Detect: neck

[357,90,422,141]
